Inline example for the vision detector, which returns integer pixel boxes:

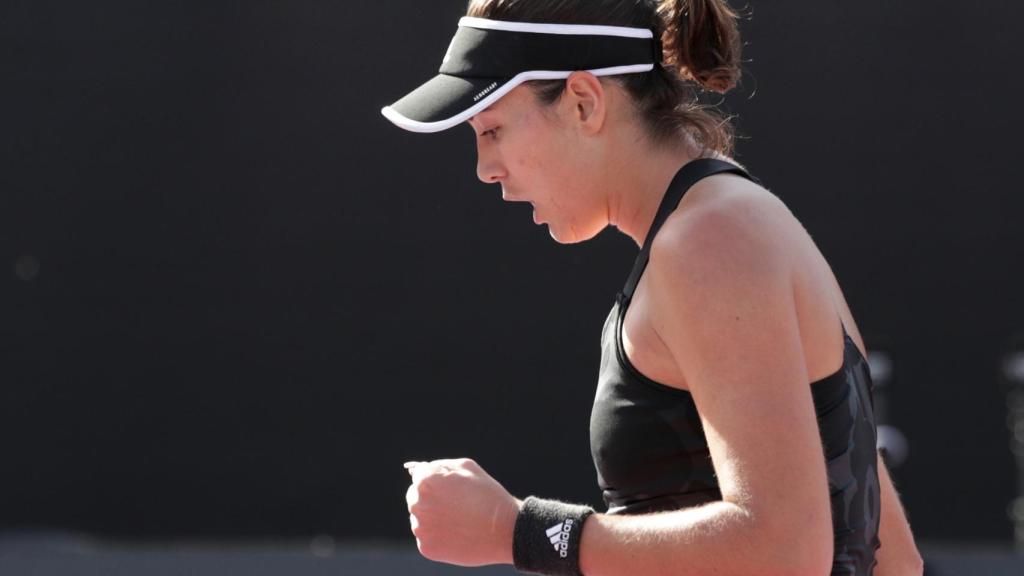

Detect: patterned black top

[588,159,881,575]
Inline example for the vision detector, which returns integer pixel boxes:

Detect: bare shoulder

[644,171,866,384]
[643,173,800,371]
[647,173,802,286]
[641,172,812,386]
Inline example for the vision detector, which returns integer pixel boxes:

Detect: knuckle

[417,475,438,492]
[416,538,434,560]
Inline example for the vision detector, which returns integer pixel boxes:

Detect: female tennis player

[384,1,922,574]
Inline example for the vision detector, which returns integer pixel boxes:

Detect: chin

[546,221,602,245]
[548,228,574,244]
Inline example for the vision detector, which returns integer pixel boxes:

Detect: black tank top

[589,159,881,575]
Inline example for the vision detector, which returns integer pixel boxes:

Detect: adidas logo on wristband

[545,519,575,558]
[512,498,594,574]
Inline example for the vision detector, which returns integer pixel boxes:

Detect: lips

[532,204,544,224]
[499,189,542,223]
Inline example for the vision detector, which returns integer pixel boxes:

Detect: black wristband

[512,496,595,576]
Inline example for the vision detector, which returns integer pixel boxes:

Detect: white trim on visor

[380,64,655,133]
[457,17,655,39]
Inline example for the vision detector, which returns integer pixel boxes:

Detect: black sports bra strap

[621,159,756,300]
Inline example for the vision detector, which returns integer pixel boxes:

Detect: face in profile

[467,84,610,244]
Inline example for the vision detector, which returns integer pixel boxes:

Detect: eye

[480,127,500,140]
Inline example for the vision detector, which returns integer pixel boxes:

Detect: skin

[404,72,923,575]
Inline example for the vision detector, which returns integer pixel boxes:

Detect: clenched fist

[404,458,522,566]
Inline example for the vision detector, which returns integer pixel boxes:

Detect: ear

[562,71,607,135]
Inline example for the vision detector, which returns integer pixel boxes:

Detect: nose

[475,144,507,184]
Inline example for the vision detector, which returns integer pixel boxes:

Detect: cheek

[513,131,572,189]
[511,134,552,175]
[508,112,565,173]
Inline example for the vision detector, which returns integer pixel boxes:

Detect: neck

[605,137,704,249]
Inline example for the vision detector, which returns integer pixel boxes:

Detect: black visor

[381,17,658,133]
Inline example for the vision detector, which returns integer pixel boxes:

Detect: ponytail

[657,0,742,94]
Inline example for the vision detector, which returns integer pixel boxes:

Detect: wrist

[497,497,524,565]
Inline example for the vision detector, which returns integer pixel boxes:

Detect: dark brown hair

[466,0,743,155]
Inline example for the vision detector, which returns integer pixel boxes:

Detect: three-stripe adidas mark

[545,518,575,558]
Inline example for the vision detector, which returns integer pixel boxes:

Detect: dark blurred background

[2,0,1023,573]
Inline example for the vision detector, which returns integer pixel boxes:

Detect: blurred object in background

[868,340,910,469]
[1001,332,1024,548]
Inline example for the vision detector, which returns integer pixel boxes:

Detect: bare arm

[578,199,834,576]
[873,456,924,575]
[577,457,922,576]
[579,501,806,576]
